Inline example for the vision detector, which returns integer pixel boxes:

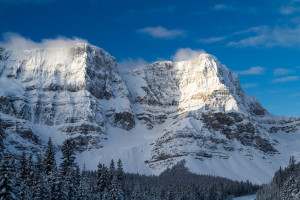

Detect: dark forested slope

[256,156,300,200]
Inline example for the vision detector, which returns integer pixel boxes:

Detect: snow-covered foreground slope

[74,122,300,184]
[1,43,300,184]
[233,194,256,200]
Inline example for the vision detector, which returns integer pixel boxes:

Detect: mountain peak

[1,43,299,184]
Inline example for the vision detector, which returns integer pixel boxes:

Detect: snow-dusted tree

[116,159,123,184]
[64,169,77,200]
[44,137,56,176]
[79,164,89,200]
[289,155,296,171]
[24,153,35,199]
[98,165,109,198]
[19,152,27,180]
[53,174,65,200]
[59,139,78,200]
[0,152,16,200]
[15,152,31,200]
[109,159,115,184]
[167,190,174,200]
[60,139,76,176]
[33,154,49,200]
[73,165,81,199]
[131,185,144,200]
[109,175,124,200]
[96,163,102,185]
[47,169,59,200]
[0,126,5,159]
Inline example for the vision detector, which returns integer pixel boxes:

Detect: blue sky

[1,0,300,116]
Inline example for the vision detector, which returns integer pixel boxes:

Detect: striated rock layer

[0,44,134,151]
[121,54,298,170]
[1,43,300,183]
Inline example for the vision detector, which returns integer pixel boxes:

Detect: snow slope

[233,194,256,200]
[1,44,300,184]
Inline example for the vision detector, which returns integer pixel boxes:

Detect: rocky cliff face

[1,43,300,183]
[121,54,282,170]
[0,44,134,151]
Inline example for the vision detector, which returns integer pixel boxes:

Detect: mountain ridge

[1,43,300,183]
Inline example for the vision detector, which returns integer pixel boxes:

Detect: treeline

[121,162,259,200]
[256,156,300,200]
[0,137,259,200]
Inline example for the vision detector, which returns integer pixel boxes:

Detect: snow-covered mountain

[1,43,300,184]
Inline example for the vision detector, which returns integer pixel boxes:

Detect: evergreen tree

[274,166,284,189]
[48,168,59,200]
[42,138,59,200]
[19,152,27,180]
[74,165,81,199]
[109,175,124,200]
[99,165,109,198]
[131,185,143,200]
[44,137,56,176]
[33,154,48,200]
[0,125,5,159]
[289,155,296,171]
[116,159,123,184]
[60,139,76,177]
[283,173,300,200]
[96,163,103,192]
[25,153,35,199]
[15,152,30,200]
[59,139,78,200]
[109,159,115,183]
[0,152,16,200]
[79,164,89,200]
[53,174,65,200]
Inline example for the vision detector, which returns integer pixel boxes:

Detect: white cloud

[279,6,299,15]
[279,0,300,15]
[235,66,265,75]
[197,36,227,43]
[211,4,257,14]
[242,83,259,88]
[273,68,295,76]
[0,32,88,50]
[196,26,270,45]
[272,76,299,83]
[290,92,300,97]
[138,26,185,39]
[227,25,300,48]
[232,26,270,35]
[117,58,149,69]
[212,4,236,11]
[171,48,206,62]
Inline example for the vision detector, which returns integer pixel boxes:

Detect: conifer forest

[0,136,259,200]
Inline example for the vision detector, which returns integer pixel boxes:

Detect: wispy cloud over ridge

[227,25,300,48]
[272,76,299,83]
[118,58,149,69]
[138,26,185,39]
[273,68,295,76]
[211,4,257,14]
[235,66,265,75]
[171,48,205,62]
[0,32,87,50]
[197,36,227,44]
[212,4,236,11]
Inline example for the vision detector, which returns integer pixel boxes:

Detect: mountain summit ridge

[0,43,300,183]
